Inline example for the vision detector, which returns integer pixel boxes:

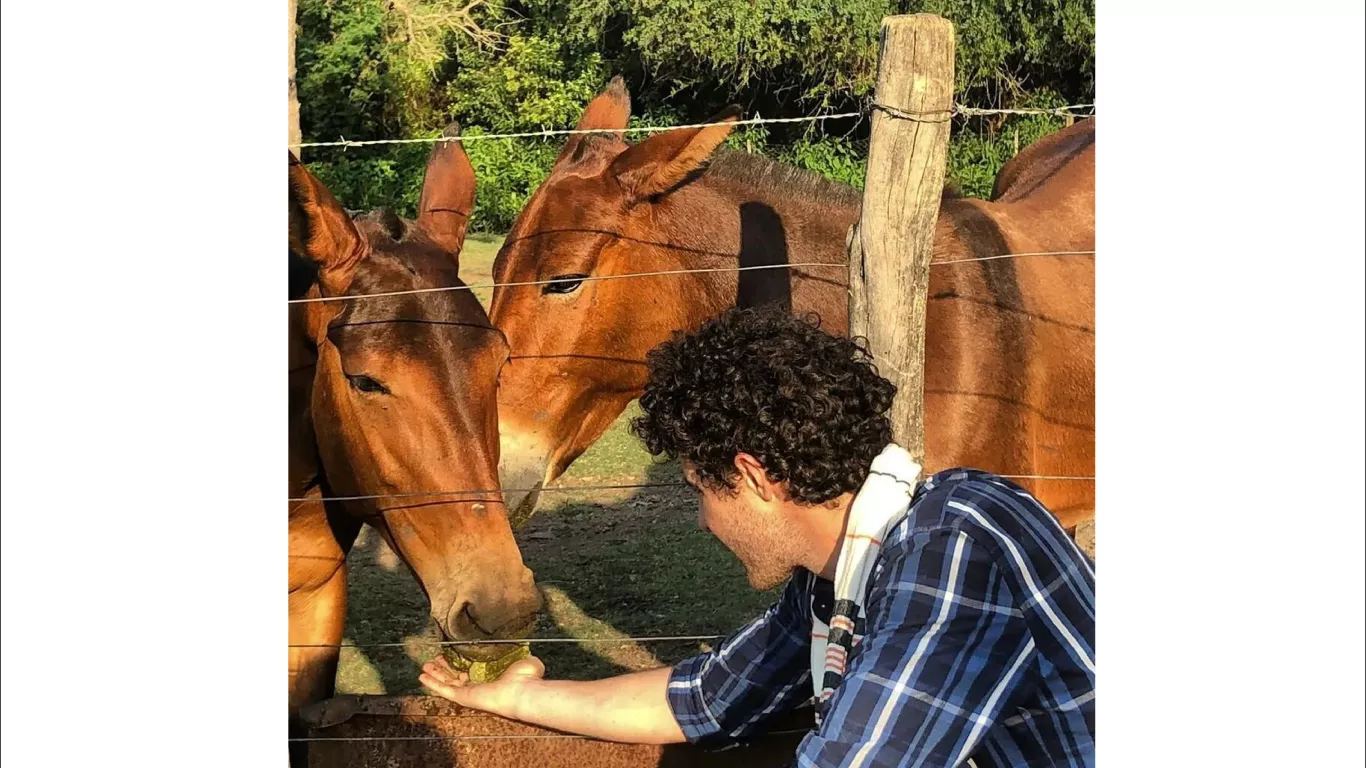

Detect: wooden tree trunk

[288,0,302,156]
[847,14,956,463]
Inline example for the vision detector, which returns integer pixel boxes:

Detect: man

[421,308,1096,767]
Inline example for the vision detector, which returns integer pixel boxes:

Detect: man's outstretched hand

[418,654,687,745]
[419,654,546,719]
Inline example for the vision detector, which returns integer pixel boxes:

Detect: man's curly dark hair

[630,307,896,505]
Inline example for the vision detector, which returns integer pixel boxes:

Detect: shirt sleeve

[795,528,1036,768]
[666,573,815,749]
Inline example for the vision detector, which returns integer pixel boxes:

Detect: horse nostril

[459,603,480,629]
[458,603,504,637]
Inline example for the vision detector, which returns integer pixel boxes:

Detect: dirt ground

[336,437,779,692]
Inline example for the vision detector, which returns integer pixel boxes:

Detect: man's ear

[734,452,775,502]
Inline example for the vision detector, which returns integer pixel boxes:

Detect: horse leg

[288,506,360,767]
[288,563,349,766]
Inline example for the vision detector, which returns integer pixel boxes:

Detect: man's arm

[420,656,686,744]
[422,575,815,750]
[797,527,1033,767]
[663,574,816,749]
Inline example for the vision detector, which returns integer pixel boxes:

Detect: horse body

[288,132,543,763]
[491,79,1094,528]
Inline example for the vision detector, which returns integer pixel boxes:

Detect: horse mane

[705,150,961,204]
[575,136,959,204]
[703,151,863,206]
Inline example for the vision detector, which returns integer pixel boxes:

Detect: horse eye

[346,374,389,395]
[542,274,588,295]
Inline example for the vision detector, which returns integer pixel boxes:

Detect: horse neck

[289,302,323,498]
[649,169,860,332]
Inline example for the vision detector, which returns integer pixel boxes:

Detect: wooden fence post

[848,14,955,464]
[288,0,302,157]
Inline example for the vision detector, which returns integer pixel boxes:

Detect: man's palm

[420,655,545,717]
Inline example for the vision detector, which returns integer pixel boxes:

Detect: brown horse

[289,129,543,761]
[489,79,1095,530]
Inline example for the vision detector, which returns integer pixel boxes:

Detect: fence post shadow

[737,201,792,312]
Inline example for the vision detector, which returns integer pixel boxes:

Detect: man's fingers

[419,672,470,703]
[421,660,468,687]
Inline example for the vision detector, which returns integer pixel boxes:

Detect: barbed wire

[290,103,1094,150]
[287,249,1095,305]
[871,102,1094,124]
[293,112,862,150]
[957,104,1093,118]
[931,250,1094,266]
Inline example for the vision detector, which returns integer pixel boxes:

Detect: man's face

[683,461,797,591]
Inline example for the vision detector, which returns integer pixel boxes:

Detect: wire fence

[289,99,1096,743]
[288,472,1094,506]
[288,250,1094,305]
[290,103,1093,150]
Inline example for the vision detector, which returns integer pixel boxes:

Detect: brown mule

[489,78,1094,530]
[289,128,543,764]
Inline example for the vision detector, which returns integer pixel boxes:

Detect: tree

[295,0,1095,229]
[288,0,302,155]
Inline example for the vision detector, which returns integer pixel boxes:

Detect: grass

[457,232,503,307]
[335,233,765,695]
[336,460,777,693]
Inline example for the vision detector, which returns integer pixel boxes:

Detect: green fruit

[443,642,531,683]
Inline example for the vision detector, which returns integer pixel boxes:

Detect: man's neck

[788,492,857,581]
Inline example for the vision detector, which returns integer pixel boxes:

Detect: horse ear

[557,75,632,165]
[289,153,363,297]
[610,105,740,200]
[417,122,476,258]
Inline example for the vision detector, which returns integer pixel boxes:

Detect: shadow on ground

[336,456,777,693]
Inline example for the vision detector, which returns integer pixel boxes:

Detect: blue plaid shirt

[667,469,1096,767]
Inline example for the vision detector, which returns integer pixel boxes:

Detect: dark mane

[574,138,957,204]
[705,150,961,203]
[704,151,862,206]
[351,207,408,243]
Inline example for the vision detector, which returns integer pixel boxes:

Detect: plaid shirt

[667,469,1096,768]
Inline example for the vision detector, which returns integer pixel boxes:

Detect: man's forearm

[505,666,688,745]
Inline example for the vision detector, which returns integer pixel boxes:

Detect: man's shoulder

[882,468,1073,561]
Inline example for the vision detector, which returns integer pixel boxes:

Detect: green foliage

[462,132,561,230]
[308,146,423,219]
[620,0,889,104]
[295,0,1094,231]
[444,34,609,132]
[947,112,1068,198]
[781,135,870,190]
